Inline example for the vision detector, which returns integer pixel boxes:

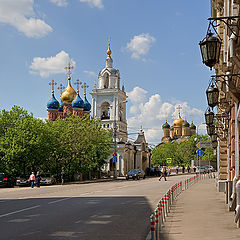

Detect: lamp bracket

[208,16,240,39]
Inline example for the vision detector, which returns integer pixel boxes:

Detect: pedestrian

[193,166,196,173]
[187,166,191,173]
[36,171,41,188]
[159,166,167,181]
[61,169,65,185]
[182,166,185,174]
[176,165,179,174]
[29,172,36,188]
[167,167,171,176]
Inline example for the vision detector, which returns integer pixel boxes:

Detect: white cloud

[0,0,52,38]
[50,0,68,7]
[84,70,97,78]
[127,86,204,145]
[79,0,103,9]
[126,33,156,60]
[29,50,76,77]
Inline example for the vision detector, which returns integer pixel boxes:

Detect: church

[46,39,152,177]
[46,64,91,121]
[160,106,196,144]
[91,39,151,176]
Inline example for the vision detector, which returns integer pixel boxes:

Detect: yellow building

[161,106,196,143]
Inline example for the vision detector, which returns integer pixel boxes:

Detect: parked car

[40,174,56,185]
[126,169,145,180]
[205,165,215,172]
[198,166,214,173]
[16,176,30,187]
[0,173,11,187]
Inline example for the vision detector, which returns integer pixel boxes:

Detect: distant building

[47,65,91,121]
[159,105,196,146]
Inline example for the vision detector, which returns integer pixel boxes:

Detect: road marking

[48,197,72,204]
[0,205,40,218]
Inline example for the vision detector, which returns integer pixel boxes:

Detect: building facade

[205,0,240,227]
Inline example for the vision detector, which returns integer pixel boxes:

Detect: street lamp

[111,100,127,179]
[206,82,219,108]
[205,107,215,125]
[206,124,215,136]
[199,30,221,70]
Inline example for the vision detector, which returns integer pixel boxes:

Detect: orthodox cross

[176,105,182,116]
[74,79,82,93]
[81,82,89,97]
[64,63,74,78]
[107,36,112,56]
[165,112,168,122]
[58,83,65,95]
[49,80,57,93]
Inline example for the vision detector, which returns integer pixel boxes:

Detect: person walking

[176,165,179,174]
[187,166,191,173]
[29,172,36,188]
[159,166,167,181]
[182,166,185,174]
[193,166,196,173]
[36,171,41,188]
[61,169,65,185]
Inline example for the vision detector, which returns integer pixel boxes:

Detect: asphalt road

[0,175,189,240]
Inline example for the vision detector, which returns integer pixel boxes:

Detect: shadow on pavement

[0,196,152,240]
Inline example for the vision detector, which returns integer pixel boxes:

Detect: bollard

[160,199,165,222]
[157,202,163,228]
[154,209,159,239]
[150,214,155,240]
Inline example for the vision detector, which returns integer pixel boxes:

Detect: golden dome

[61,77,77,104]
[173,113,184,127]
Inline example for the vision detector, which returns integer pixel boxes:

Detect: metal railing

[149,174,200,240]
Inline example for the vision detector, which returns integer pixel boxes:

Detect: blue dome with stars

[84,96,91,111]
[72,93,84,109]
[47,92,59,110]
[58,99,63,112]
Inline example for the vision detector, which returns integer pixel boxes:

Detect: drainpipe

[230,102,239,210]
[235,103,240,227]
[229,33,240,70]
[235,180,240,227]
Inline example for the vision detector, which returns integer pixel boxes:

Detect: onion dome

[58,99,63,112]
[182,120,190,128]
[61,76,77,104]
[173,113,184,127]
[72,91,84,109]
[47,91,59,110]
[190,121,196,129]
[83,95,91,111]
[162,120,170,129]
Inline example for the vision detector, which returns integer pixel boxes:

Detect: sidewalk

[160,178,240,240]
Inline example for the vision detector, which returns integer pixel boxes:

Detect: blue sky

[0,0,211,144]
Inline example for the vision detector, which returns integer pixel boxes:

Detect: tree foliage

[152,135,216,167]
[0,106,112,182]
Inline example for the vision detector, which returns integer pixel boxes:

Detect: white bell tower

[91,38,128,143]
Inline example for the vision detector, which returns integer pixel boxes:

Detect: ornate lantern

[199,31,221,70]
[206,83,219,108]
[205,108,215,125]
[207,125,215,136]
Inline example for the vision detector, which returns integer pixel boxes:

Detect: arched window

[104,73,109,88]
[101,102,110,120]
